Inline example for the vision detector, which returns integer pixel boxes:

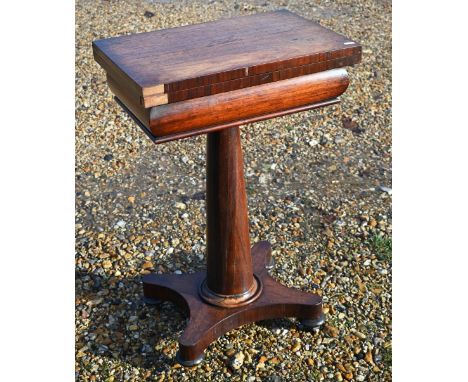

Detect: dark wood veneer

[93,10,360,107]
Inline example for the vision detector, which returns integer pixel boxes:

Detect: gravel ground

[75,0,392,381]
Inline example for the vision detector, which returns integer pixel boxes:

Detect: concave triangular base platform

[142,241,325,366]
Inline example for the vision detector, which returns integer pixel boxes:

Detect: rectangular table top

[93,10,361,108]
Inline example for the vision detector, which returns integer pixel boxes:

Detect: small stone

[229,351,245,370]
[115,220,126,228]
[335,135,345,144]
[324,324,339,337]
[128,324,138,331]
[259,174,268,184]
[291,340,301,352]
[225,348,236,357]
[128,196,136,204]
[337,364,347,373]
[144,11,155,18]
[270,357,280,364]
[102,260,112,269]
[365,350,374,365]
[166,247,174,255]
[142,261,153,269]
[335,372,343,381]
[354,331,366,339]
[356,375,365,381]
[306,358,314,366]
[103,154,113,161]
[379,185,392,194]
[174,202,186,210]
[344,372,353,381]
[174,270,182,275]
[256,361,265,370]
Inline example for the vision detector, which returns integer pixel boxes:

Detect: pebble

[115,220,126,228]
[174,202,186,210]
[166,247,174,255]
[291,340,301,352]
[324,324,340,337]
[365,350,374,365]
[229,351,245,370]
[379,185,392,195]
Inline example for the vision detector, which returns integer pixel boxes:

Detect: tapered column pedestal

[142,127,325,366]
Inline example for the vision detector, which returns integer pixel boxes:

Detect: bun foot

[299,312,326,330]
[175,351,204,367]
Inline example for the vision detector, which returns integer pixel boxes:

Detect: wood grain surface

[203,127,257,306]
[148,68,349,137]
[93,10,360,107]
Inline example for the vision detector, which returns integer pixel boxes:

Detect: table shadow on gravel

[75,271,189,370]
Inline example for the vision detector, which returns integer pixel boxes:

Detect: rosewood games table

[93,10,361,366]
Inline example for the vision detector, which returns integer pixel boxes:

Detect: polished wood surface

[92,10,360,107]
[107,74,150,127]
[203,127,258,306]
[165,54,359,105]
[143,241,323,364]
[108,69,348,141]
[115,96,340,144]
[149,69,348,137]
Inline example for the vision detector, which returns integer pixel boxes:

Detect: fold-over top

[92,10,361,107]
